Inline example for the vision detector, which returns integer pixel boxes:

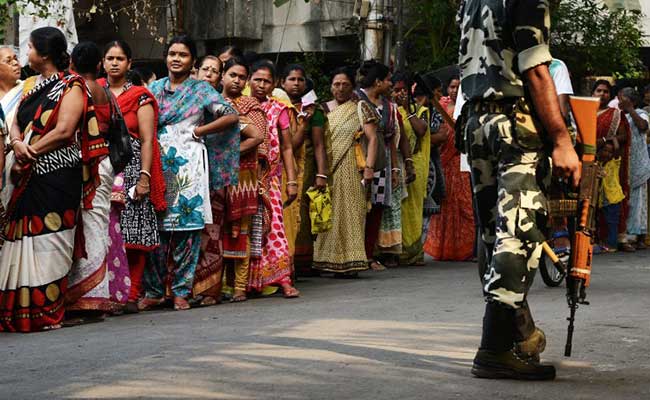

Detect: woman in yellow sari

[392,73,430,265]
[313,68,377,276]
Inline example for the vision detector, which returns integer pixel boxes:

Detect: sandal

[369,260,386,271]
[138,297,165,311]
[231,294,248,303]
[231,289,247,303]
[282,286,300,299]
[173,297,191,311]
[199,296,219,307]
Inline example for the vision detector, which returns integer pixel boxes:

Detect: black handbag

[104,87,133,174]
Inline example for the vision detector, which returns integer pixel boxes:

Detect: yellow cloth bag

[306,186,332,234]
[600,157,625,206]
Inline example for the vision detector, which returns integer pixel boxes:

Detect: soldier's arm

[526,67,571,148]
[514,0,580,185]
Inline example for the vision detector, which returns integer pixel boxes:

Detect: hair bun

[56,50,71,70]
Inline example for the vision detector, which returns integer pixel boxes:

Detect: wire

[276,0,294,65]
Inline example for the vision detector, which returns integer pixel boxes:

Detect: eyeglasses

[200,66,220,74]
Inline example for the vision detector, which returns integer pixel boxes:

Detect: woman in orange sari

[592,80,634,252]
[424,76,475,261]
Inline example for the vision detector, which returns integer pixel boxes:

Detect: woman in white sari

[0,47,23,140]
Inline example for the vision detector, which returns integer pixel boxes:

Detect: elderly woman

[619,87,650,248]
[0,46,23,141]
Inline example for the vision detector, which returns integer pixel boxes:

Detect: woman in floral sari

[592,80,634,251]
[248,60,300,297]
[0,27,108,332]
[313,67,377,276]
[144,36,239,311]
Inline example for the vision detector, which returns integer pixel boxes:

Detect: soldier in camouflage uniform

[457,0,581,380]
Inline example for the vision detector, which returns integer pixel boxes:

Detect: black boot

[471,302,556,380]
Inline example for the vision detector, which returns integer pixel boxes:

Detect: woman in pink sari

[247,60,299,298]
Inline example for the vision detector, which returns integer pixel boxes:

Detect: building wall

[604,0,650,44]
[183,0,357,55]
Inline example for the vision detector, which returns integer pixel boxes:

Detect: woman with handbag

[355,60,400,271]
[99,40,166,313]
[312,67,377,276]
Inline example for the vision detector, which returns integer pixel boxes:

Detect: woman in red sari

[424,77,475,261]
[99,40,167,312]
[592,80,634,252]
[0,27,108,332]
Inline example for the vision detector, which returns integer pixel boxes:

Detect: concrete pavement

[1,252,649,399]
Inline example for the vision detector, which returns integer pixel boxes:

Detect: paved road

[1,252,649,399]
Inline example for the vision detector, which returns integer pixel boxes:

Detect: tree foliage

[551,0,645,79]
[402,0,460,73]
[1,0,176,44]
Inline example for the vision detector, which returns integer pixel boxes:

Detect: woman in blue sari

[142,36,239,311]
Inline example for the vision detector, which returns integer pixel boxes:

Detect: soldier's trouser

[465,111,550,310]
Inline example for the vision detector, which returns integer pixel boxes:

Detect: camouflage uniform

[458,0,553,309]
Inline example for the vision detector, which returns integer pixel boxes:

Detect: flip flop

[173,297,191,311]
[283,287,300,299]
[138,297,165,311]
[230,295,248,303]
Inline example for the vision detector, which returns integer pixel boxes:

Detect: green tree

[551,0,646,80]
[402,0,460,72]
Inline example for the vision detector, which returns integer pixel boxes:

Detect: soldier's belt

[470,99,517,115]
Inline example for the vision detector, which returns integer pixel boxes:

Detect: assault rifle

[541,96,601,357]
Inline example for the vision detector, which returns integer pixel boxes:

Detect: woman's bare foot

[281,284,300,298]
[231,289,247,303]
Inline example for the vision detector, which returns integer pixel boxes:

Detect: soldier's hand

[552,141,581,188]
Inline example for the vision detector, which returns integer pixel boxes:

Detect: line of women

[0,31,476,333]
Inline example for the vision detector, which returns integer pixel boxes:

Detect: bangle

[139,170,151,178]
[392,168,401,172]
[407,114,417,120]
[365,165,374,170]
[405,158,414,163]
[192,131,200,141]
[287,181,298,186]
[316,174,328,180]
[9,138,20,149]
